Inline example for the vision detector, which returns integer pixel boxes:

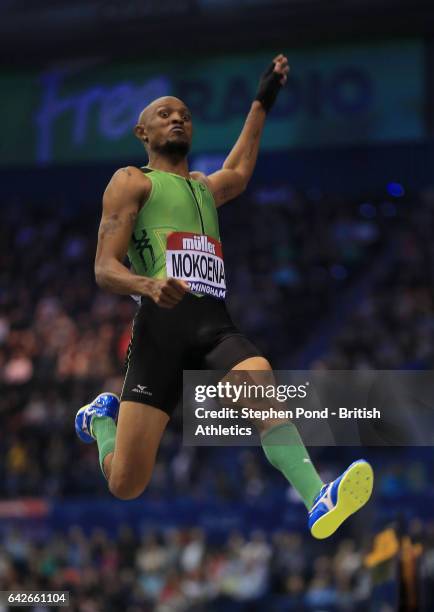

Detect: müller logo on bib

[166,232,226,299]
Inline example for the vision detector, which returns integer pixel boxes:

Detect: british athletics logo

[166,232,226,299]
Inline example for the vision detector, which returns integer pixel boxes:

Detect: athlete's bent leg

[228,357,373,539]
[104,401,169,500]
[229,356,324,510]
[76,396,169,500]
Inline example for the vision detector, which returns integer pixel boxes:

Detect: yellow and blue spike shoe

[308,459,374,539]
[75,393,119,444]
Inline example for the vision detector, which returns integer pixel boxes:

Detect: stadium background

[1,0,434,610]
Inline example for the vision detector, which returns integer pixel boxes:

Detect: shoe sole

[311,461,374,540]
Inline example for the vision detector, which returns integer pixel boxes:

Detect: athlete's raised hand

[205,54,290,207]
[255,54,290,113]
[148,277,190,308]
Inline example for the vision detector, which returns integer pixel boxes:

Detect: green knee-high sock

[261,422,323,509]
[91,417,116,477]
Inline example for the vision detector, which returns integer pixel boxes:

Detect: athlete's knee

[252,356,272,370]
[108,469,151,501]
[233,356,272,371]
[108,477,142,501]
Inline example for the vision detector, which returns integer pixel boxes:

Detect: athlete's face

[136,98,193,158]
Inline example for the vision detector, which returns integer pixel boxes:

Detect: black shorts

[120,294,262,415]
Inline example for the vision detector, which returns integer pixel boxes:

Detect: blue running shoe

[75,393,119,444]
[308,459,374,539]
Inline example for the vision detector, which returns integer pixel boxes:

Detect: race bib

[166,232,226,299]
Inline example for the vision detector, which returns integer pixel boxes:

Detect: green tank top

[128,167,226,298]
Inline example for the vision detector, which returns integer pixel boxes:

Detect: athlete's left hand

[148,277,190,308]
[255,54,290,113]
[273,54,289,86]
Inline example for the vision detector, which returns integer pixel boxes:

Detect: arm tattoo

[99,210,138,240]
[99,214,122,240]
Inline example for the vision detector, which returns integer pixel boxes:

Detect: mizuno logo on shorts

[166,232,226,299]
[132,385,152,395]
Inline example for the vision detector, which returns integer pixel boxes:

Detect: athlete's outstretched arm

[204,54,289,207]
[95,167,189,307]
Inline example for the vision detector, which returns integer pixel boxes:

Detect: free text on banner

[0,39,424,165]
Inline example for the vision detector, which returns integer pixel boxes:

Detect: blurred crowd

[319,188,434,369]
[1,522,432,612]
[222,185,383,359]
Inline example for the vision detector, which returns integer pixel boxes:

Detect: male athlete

[75,55,373,539]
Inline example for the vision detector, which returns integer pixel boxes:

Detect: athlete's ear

[134,124,148,143]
